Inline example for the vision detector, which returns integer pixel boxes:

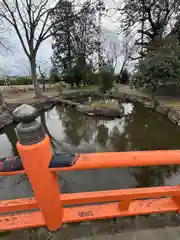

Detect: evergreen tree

[51,0,104,86]
[121,68,129,84]
[51,0,75,73]
[120,0,180,57]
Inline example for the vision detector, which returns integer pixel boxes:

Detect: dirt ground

[1,84,59,104]
[1,83,180,105]
[4,84,180,109]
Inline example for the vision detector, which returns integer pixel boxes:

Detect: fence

[1,149,180,232]
[0,104,180,232]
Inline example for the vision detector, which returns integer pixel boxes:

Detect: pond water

[1,102,180,201]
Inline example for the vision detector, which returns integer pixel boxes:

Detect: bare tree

[119,36,137,74]
[12,59,31,76]
[107,41,118,72]
[0,0,54,97]
[0,25,11,51]
[119,0,180,54]
[102,31,137,74]
[38,60,49,91]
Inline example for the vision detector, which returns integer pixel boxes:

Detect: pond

[1,102,180,201]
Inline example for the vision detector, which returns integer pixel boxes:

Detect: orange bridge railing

[1,104,180,232]
[1,147,180,232]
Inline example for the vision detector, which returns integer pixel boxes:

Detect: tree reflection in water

[96,124,109,147]
[1,124,18,156]
[1,102,180,190]
[132,165,180,188]
[61,107,92,146]
[50,104,180,187]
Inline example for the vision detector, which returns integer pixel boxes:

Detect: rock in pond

[168,109,180,124]
[155,104,170,116]
[76,104,124,117]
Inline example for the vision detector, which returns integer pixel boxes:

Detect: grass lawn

[88,100,119,109]
[165,101,180,108]
[73,84,97,90]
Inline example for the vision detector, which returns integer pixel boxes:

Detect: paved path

[117,84,180,110]
[55,215,180,240]
[3,84,180,110]
[77,227,180,240]
[3,214,180,240]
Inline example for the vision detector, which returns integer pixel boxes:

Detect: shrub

[98,59,114,93]
[85,73,96,85]
[98,71,114,93]
[0,79,6,85]
[114,74,120,83]
[120,68,129,84]
[55,83,63,93]
[88,100,119,110]
[11,76,32,85]
[49,68,61,83]
[135,36,180,93]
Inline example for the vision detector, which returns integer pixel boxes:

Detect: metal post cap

[13,104,38,123]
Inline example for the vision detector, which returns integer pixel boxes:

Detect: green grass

[73,84,97,90]
[0,231,11,238]
[88,100,119,109]
[165,101,180,107]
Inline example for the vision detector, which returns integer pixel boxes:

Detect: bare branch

[0,0,53,97]
[1,0,30,57]
[33,0,49,30]
[15,0,30,45]
[137,29,154,38]
[34,10,51,52]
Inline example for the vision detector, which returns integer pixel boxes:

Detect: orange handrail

[54,150,180,170]
[1,137,180,231]
[4,103,180,232]
[1,150,180,176]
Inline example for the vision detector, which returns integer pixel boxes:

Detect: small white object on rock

[88,96,92,103]
[122,103,134,116]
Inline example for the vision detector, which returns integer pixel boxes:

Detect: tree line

[0,0,179,97]
[0,0,131,97]
[119,0,180,93]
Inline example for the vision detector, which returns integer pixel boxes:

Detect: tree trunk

[83,79,86,86]
[4,125,19,156]
[30,58,42,97]
[0,89,12,114]
[0,89,4,106]
[42,78,46,91]
[152,83,157,101]
[67,18,72,72]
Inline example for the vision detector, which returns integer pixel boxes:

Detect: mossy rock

[77,100,124,117]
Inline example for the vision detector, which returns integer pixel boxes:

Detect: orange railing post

[14,104,63,231]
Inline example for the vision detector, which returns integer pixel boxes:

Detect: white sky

[0,0,126,76]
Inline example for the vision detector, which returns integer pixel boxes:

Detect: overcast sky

[0,0,125,76]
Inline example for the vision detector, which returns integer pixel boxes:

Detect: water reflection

[132,165,180,188]
[96,124,108,147]
[0,103,180,200]
[45,106,131,153]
